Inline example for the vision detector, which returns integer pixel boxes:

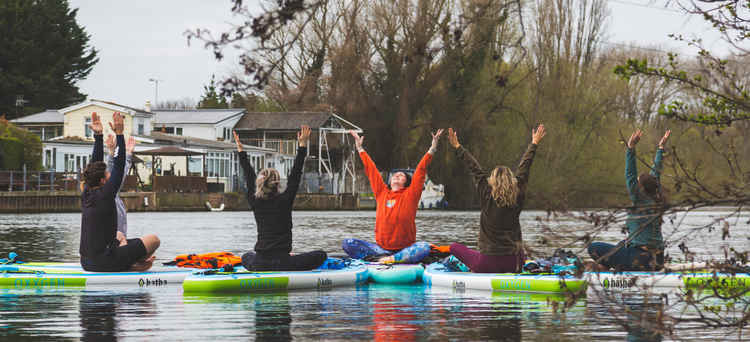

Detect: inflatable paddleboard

[586,270,750,291]
[0,262,193,288]
[182,264,369,293]
[422,263,587,294]
[367,263,424,284]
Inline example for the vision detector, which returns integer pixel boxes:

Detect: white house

[11,100,288,192]
[151,109,244,141]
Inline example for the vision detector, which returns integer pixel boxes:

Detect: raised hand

[430,128,444,152]
[105,134,116,155]
[126,136,137,155]
[109,112,124,135]
[298,125,311,147]
[349,130,364,151]
[627,129,643,149]
[532,124,546,145]
[233,130,243,152]
[90,112,103,134]
[447,128,460,149]
[658,129,671,149]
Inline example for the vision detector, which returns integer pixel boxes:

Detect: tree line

[189,0,749,210]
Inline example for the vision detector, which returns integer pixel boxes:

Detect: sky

[67,0,729,110]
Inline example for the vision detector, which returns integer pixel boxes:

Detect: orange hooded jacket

[359,150,432,250]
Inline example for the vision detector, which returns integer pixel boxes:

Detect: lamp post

[148,78,163,108]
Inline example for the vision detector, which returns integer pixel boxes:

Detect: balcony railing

[0,170,81,192]
[245,139,297,155]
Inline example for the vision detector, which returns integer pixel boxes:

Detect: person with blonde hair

[445,124,546,273]
[234,126,327,271]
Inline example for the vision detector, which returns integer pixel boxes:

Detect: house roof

[10,110,63,124]
[153,109,245,125]
[135,146,205,156]
[234,112,333,130]
[60,99,152,116]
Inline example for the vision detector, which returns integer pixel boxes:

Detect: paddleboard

[182,264,369,293]
[422,263,587,294]
[585,270,750,291]
[367,263,424,284]
[0,262,193,288]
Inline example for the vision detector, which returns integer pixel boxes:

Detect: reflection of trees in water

[252,293,291,342]
[79,291,155,342]
[426,293,523,341]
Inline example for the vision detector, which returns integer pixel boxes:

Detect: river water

[0,210,747,341]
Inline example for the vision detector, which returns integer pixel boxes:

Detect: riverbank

[0,191,360,213]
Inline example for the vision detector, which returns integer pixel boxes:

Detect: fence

[152,175,207,193]
[0,169,80,192]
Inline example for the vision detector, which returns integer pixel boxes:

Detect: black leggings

[241,251,327,271]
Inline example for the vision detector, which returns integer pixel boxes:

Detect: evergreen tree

[197,75,229,109]
[0,0,98,119]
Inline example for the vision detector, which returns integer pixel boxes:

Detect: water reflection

[79,291,155,342]
[252,293,292,342]
[368,284,422,341]
[623,296,664,342]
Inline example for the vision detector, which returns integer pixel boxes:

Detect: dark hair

[403,172,412,188]
[638,173,663,203]
[83,161,107,188]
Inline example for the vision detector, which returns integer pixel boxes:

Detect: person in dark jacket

[588,129,670,271]
[234,126,327,271]
[445,125,546,273]
[79,112,160,272]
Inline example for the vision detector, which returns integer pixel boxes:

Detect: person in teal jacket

[588,129,671,271]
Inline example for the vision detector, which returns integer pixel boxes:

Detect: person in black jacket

[445,125,545,273]
[79,112,160,272]
[234,126,327,271]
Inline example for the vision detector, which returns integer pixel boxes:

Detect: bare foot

[377,255,396,264]
[130,255,155,272]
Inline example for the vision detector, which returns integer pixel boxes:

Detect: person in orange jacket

[342,129,444,264]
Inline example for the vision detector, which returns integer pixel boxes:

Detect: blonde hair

[487,166,519,207]
[255,168,280,199]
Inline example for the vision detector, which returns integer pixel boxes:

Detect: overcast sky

[67,0,727,110]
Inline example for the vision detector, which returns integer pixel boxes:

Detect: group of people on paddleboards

[79,111,671,274]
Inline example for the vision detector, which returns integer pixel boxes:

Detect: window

[64,154,75,172]
[222,127,231,141]
[206,152,231,178]
[85,117,92,138]
[44,150,52,169]
[176,127,183,136]
[138,123,144,135]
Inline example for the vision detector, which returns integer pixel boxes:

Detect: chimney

[145,101,152,113]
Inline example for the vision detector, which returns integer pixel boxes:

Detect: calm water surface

[0,210,748,341]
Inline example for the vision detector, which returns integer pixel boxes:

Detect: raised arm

[105,134,115,172]
[407,129,442,198]
[516,124,545,188]
[350,130,387,196]
[121,137,135,189]
[284,125,310,200]
[651,130,670,179]
[234,131,257,205]
[449,128,487,189]
[625,129,642,201]
[90,112,104,162]
[103,113,126,195]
